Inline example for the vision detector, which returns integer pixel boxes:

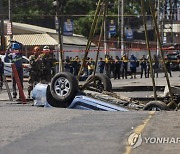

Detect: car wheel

[86,73,112,92]
[46,85,69,108]
[50,72,79,106]
[143,101,168,111]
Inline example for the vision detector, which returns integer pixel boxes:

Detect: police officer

[28,46,42,98]
[5,42,24,99]
[114,56,121,79]
[121,54,128,79]
[104,54,111,78]
[140,55,147,78]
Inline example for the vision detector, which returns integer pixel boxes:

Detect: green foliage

[2,0,144,37]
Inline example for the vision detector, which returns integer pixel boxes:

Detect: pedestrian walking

[140,55,147,78]
[0,57,4,89]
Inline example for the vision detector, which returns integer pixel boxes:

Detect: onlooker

[165,55,172,77]
[104,54,111,78]
[121,54,128,79]
[146,55,150,78]
[40,46,54,83]
[140,55,147,78]
[129,54,137,79]
[114,56,121,79]
[87,58,95,75]
[64,56,71,72]
[152,54,159,78]
[98,57,105,73]
[110,56,115,78]
[72,56,80,76]
[0,57,4,89]
[28,46,42,98]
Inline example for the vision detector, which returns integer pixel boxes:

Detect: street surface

[0,71,179,154]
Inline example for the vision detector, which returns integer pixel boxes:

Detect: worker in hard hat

[5,41,24,99]
[28,46,42,98]
[40,46,54,83]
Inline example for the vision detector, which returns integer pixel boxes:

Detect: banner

[108,20,116,37]
[125,27,133,40]
[63,19,74,36]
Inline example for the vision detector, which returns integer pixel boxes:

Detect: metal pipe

[77,0,103,80]
[121,0,124,56]
[149,0,177,108]
[8,0,13,41]
[117,0,120,49]
[93,2,107,76]
[141,0,158,100]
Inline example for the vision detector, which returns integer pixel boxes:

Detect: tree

[2,0,146,37]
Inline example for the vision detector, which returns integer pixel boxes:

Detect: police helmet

[11,42,21,50]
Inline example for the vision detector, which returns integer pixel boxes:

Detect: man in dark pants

[98,57,105,73]
[28,46,42,98]
[129,54,137,79]
[121,54,128,79]
[165,55,172,77]
[140,55,147,78]
[0,58,4,89]
[114,56,121,79]
[40,46,54,83]
[5,42,24,99]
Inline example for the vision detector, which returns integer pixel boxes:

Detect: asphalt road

[0,103,179,154]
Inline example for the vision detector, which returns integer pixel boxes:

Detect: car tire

[50,72,79,106]
[143,101,169,111]
[86,73,112,92]
[46,85,69,108]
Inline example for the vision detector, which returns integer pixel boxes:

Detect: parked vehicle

[167,52,180,71]
[0,54,30,76]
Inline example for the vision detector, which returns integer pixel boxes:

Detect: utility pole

[117,0,120,49]
[121,0,124,56]
[156,0,160,55]
[53,0,64,72]
[0,0,5,51]
[103,2,107,55]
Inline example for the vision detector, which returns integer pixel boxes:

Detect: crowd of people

[63,53,176,80]
[1,43,57,99]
